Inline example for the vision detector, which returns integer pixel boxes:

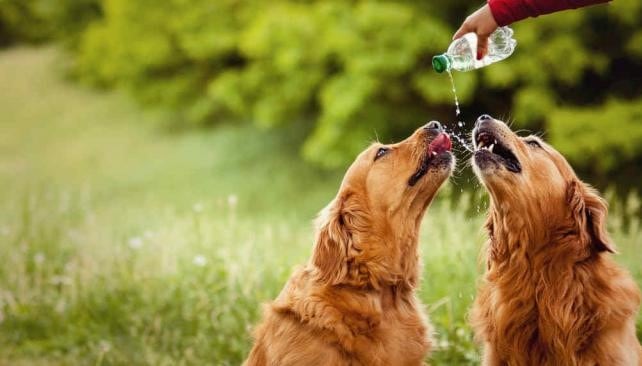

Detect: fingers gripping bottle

[432,27,516,73]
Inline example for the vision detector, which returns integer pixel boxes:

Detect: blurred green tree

[0,0,100,46]
[3,0,641,183]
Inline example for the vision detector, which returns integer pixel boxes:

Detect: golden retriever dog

[244,121,454,366]
[470,115,642,365]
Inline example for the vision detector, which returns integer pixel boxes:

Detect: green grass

[0,47,640,365]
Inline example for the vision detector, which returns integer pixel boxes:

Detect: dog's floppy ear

[311,196,350,284]
[311,191,370,285]
[567,180,616,253]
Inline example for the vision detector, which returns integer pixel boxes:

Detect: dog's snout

[475,114,493,128]
[424,121,442,132]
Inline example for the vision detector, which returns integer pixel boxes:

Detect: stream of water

[446,71,474,153]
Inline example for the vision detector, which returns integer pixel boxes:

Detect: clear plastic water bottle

[432,27,517,73]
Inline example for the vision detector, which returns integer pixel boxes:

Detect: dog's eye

[526,139,542,148]
[374,147,389,161]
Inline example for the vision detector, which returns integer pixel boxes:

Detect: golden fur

[244,124,454,366]
[471,117,642,365]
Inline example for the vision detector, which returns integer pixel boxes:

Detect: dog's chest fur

[353,295,431,365]
[475,250,639,365]
[270,270,431,365]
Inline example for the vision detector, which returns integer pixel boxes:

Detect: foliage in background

[1,0,641,182]
[0,0,100,47]
[3,0,640,179]
[76,0,460,167]
[72,0,642,176]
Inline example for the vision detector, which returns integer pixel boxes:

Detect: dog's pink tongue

[429,133,452,154]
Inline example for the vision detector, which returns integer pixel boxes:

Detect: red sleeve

[488,0,611,26]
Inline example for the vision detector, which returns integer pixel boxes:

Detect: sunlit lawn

[0,47,640,365]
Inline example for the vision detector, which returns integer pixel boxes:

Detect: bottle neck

[432,54,452,73]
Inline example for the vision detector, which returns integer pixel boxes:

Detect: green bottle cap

[432,54,450,73]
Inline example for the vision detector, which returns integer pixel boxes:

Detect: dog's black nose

[424,120,442,132]
[475,114,493,128]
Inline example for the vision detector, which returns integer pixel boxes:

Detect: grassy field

[0,47,640,365]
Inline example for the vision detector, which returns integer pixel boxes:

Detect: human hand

[453,4,499,60]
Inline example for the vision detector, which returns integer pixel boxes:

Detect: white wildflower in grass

[143,230,154,239]
[192,255,207,267]
[96,340,112,364]
[64,261,76,273]
[192,202,204,213]
[33,252,45,265]
[55,299,66,314]
[439,338,450,349]
[227,194,238,208]
[50,275,72,286]
[98,340,111,353]
[128,236,143,249]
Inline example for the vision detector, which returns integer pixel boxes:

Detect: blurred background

[0,0,640,365]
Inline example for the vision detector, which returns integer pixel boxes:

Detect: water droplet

[450,133,474,152]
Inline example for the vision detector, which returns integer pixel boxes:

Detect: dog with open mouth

[470,115,642,365]
[244,121,454,366]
